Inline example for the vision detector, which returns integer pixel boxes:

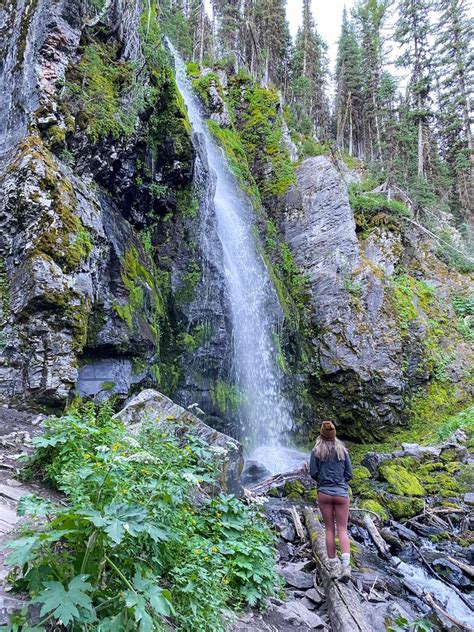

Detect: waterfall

[168,41,296,473]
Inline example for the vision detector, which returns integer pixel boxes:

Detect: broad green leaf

[17,495,54,517]
[32,575,96,626]
[1,535,41,566]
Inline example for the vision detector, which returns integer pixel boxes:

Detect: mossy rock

[358,499,389,522]
[353,466,372,481]
[350,465,376,496]
[378,463,425,497]
[267,487,280,498]
[390,456,419,470]
[306,488,317,503]
[440,447,463,463]
[283,480,305,500]
[385,495,424,520]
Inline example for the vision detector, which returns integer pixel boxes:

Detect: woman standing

[309,421,353,582]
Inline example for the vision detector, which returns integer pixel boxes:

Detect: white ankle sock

[341,553,350,567]
[328,557,338,564]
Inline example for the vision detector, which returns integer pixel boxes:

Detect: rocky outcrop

[284,156,473,438]
[113,389,243,492]
[0,0,196,407]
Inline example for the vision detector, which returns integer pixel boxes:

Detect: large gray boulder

[113,389,243,493]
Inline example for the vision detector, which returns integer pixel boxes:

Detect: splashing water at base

[167,41,295,472]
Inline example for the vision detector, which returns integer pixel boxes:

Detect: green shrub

[349,184,410,234]
[388,617,433,632]
[67,42,146,142]
[4,404,280,631]
[299,138,330,159]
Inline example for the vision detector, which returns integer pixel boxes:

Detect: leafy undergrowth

[2,403,280,631]
[348,404,474,466]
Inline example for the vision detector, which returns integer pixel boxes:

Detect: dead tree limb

[290,506,306,540]
[447,556,474,579]
[303,508,375,632]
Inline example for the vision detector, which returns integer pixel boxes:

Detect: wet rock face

[0,0,197,407]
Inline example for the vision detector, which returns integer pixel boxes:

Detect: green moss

[101,381,115,391]
[175,263,201,307]
[15,0,39,70]
[85,304,107,348]
[66,42,143,142]
[113,246,169,353]
[44,125,66,149]
[384,495,424,520]
[358,499,389,521]
[283,480,305,500]
[21,137,92,273]
[192,71,222,108]
[210,380,243,415]
[177,323,212,353]
[353,466,372,481]
[227,81,295,199]
[207,120,261,207]
[0,259,9,320]
[378,464,425,496]
[349,183,410,235]
[306,488,318,502]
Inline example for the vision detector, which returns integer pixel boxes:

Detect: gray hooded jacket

[309,449,353,497]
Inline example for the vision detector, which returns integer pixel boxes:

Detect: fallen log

[290,506,306,541]
[303,508,375,632]
[401,579,473,632]
[447,556,474,579]
[351,514,391,560]
[249,468,308,494]
[411,543,474,611]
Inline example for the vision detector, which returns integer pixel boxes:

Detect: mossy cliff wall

[0,0,199,407]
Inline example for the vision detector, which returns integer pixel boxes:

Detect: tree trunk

[303,508,375,632]
[417,93,424,177]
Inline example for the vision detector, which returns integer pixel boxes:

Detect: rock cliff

[284,156,473,439]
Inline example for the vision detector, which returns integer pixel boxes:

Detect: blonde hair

[314,436,347,462]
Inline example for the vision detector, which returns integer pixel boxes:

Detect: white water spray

[168,41,297,473]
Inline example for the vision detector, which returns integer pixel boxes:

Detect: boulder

[240,460,271,487]
[432,559,471,589]
[113,389,243,493]
[275,600,325,628]
[279,565,314,589]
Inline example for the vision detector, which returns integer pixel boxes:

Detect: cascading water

[167,41,301,473]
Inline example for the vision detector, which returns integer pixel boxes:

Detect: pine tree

[435,0,473,222]
[211,0,242,68]
[335,7,364,155]
[290,0,329,138]
[353,0,390,163]
[395,0,432,178]
[188,0,213,65]
[243,0,291,86]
